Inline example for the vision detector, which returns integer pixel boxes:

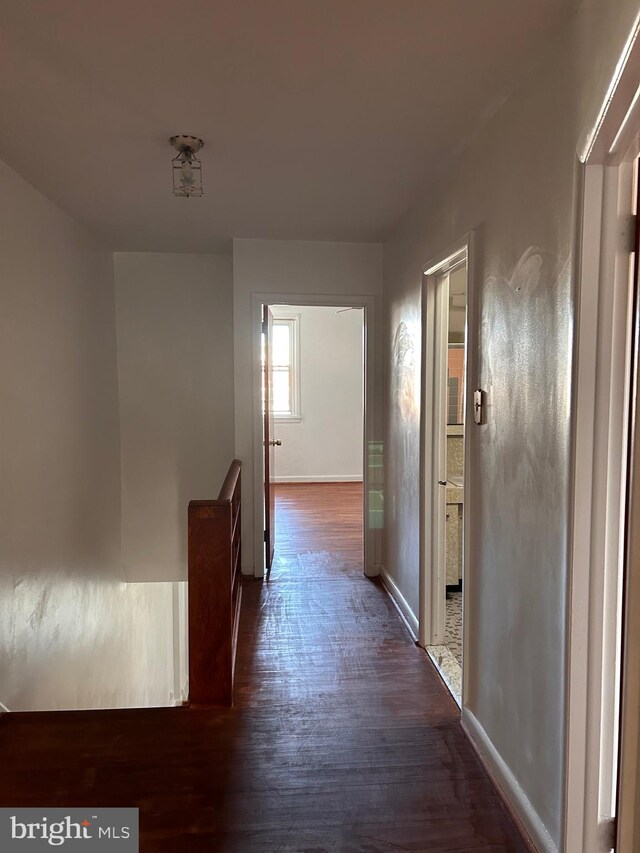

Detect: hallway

[0,484,528,851]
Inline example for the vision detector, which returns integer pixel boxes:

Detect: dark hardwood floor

[0,483,529,852]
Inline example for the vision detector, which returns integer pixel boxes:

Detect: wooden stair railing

[188,459,242,706]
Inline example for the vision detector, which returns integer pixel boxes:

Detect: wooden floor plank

[0,483,528,852]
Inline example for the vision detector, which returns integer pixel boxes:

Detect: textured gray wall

[114,252,235,582]
[381,0,640,845]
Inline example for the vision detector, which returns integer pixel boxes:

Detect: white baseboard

[0,702,10,713]
[273,475,363,483]
[461,708,556,853]
[379,566,419,641]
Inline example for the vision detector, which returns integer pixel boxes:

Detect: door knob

[438,480,447,486]
[269,439,282,447]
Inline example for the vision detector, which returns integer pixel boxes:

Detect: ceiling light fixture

[169,135,204,197]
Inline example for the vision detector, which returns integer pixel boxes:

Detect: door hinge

[264,529,268,543]
[599,815,617,850]
[625,213,638,254]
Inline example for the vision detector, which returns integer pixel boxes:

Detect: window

[271,316,301,420]
[447,344,465,425]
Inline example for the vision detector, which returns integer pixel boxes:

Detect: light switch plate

[474,389,484,425]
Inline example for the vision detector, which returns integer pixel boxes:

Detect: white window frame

[272,314,301,421]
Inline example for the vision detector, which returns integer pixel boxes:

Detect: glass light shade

[172,151,203,197]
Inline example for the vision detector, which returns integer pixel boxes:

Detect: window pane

[447,346,465,425]
[272,323,290,367]
[272,368,290,413]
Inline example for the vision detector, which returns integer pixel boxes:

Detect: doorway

[565,39,640,842]
[257,299,372,577]
[420,243,471,707]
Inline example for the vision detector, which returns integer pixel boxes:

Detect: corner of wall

[378,566,419,641]
[461,708,558,853]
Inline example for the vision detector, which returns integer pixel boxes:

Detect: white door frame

[618,221,640,853]
[565,14,640,852]
[250,292,377,579]
[419,234,476,706]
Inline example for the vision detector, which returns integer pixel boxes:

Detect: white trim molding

[379,567,419,641]
[270,312,301,419]
[419,233,476,708]
[567,157,636,853]
[462,709,556,853]
[251,292,380,580]
[566,17,640,851]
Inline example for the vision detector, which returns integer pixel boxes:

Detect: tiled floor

[445,591,463,667]
[426,590,463,705]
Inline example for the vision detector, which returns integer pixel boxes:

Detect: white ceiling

[0,0,575,253]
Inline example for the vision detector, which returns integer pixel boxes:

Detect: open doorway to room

[441,265,467,682]
[420,244,470,707]
[261,304,366,577]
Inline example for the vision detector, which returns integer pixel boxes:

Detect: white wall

[0,160,177,711]
[113,252,234,582]
[381,0,640,849]
[271,305,363,482]
[233,239,382,574]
